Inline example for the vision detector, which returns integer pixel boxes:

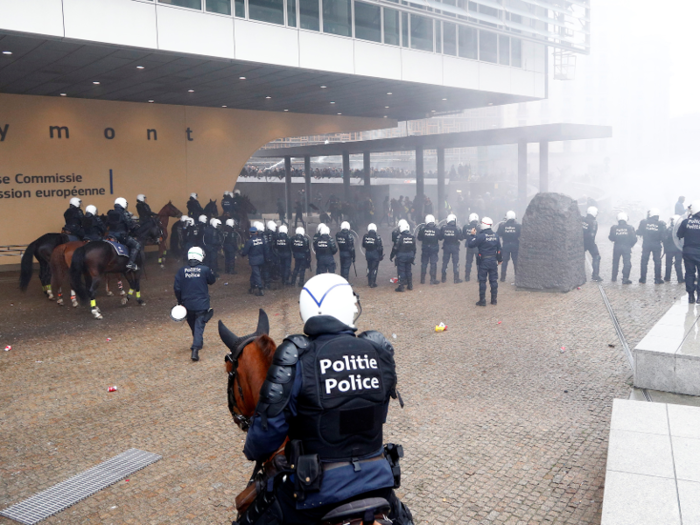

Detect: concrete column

[342,151,350,201]
[304,155,311,215]
[518,141,527,210]
[284,156,292,225]
[363,151,371,188]
[539,141,549,193]
[437,147,445,221]
[415,146,424,219]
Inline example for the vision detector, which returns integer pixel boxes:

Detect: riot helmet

[225,219,235,228]
[341,221,350,231]
[114,197,128,209]
[587,207,598,218]
[85,205,97,216]
[279,225,288,234]
[506,210,517,220]
[188,247,204,263]
[367,223,377,232]
[617,212,629,223]
[481,217,494,229]
[296,227,305,236]
[299,274,360,328]
[425,214,436,225]
[198,214,208,224]
[69,197,82,208]
[137,194,146,203]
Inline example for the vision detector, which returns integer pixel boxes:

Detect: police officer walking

[276,224,293,285]
[222,218,238,274]
[439,214,462,283]
[241,222,266,296]
[417,214,440,285]
[390,222,416,292]
[82,205,105,241]
[581,206,603,282]
[467,217,501,306]
[291,226,312,287]
[637,208,666,284]
[234,273,412,525]
[63,197,85,241]
[203,218,223,277]
[106,197,141,271]
[664,215,684,283]
[173,246,216,361]
[677,200,700,303]
[497,210,522,282]
[462,213,480,282]
[263,221,279,287]
[314,224,337,274]
[609,212,637,284]
[336,221,355,281]
[363,223,384,288]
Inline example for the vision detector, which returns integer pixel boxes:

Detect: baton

[353,260,357,277]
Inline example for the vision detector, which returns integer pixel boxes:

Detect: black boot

[420,272,426,284]
[491,293,497,305]
[500,274,506,282]
[690,293,697,304]
[454,275,463,284]
[476,295,486,307]
[126,251,139,272]
[407,277,413,290]
[256,287,264,296]
[191,348,200,361]
[395,279,405,292]
[441,272,447,283]
[430,272,439,285]
[465,274,470,282]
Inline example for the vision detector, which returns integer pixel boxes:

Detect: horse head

[219,309,275,431]
[159,201,183,218]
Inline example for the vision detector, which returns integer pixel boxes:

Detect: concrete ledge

[633,296,700,396]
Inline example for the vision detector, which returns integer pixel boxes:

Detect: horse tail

[19,238,39,291]
[70,245,89,302]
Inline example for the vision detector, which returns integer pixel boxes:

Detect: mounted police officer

[291,226,312,287]
[467,217,501,306]
[664,215,684,283]
[107,197,141,271]
[223,218,238,274]
[363,223,383,288]
[241,222,267,296]
[276,225,293,285]
[390,222,416,292]
[439,214,462,283]
[136,194,155,221]
[237,273,413,525]
[336,221,355,281]
[609,212,637,284]
[637,208,666,284]
[497,210,522,282]
[314,224,337,274]
[221,191,234,217]
[462,213,480,282]
[174,246,216,362]
[187,192,204,219]
[82,205,105,241]
[581,206,602,282]
[677,200,700,303]
[417,214,440,285]
[203,218,223,277]
[63,197,85,241]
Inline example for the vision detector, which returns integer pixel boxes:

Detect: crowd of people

[238,163,474,181]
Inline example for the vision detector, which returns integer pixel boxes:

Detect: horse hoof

[106,291,114,297]
[137,299,146,306]
[47,293,55,301]
[71,300,79,308]
[160,265,165,270]
[120,290,126,296]
[121,297,129,305]
[91,308,103,320]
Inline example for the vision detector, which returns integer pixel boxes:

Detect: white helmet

[398,219,408,229]
[506,210,517,220]
[688,200,700,216]
[587,206,598,218]
[296,227,305,236]
[70,197,82,208]
[300,274,360,328]
[190,193,198,200]
[137,194,146,202]
[317,223,325,233]
[481,217,494,228]
[210,218,221,228]
[180,215,190,223]
[469,213,479,222]
[188,246,205,262]
[399,222,409,233]
[186,217,195,226]
[425,214,435,225]
[649,208,660,218]
[171,304,187,322]
[341,221,350,231]
[279,225,288,234]
[224,191,233,198]
[85,205,97,215]
[198,214,208,224]
[234,189,241,196]
[617,212,629,222]
[254,221,264,231]
[114,197,128,209]
[267,220,277,232]
[367,223,377,232]
[447,213,457,223]
[320,224,331,236]
[226,219,234,228]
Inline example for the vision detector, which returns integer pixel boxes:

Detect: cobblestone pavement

[0,227,689,524]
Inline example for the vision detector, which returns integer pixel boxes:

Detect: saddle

[321,497,392,525]
[104,239,129,257]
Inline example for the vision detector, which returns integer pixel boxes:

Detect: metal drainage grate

[0,448,161,525]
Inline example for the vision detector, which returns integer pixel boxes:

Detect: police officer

[581,206,602,282]
[497,210,522,282]
[233,273,412,525]
[63,197,85,241]
[187,192,204,219]
[136,194,155,221]
[222,218,238,274]
[439,214,463,283]
[391,219,408,280]
[609,212,637,284]
[637,208,666,284]
[263,220,278,287]
[467,217,501,306]
[664,215,684,283]
[462,213,480,282]
[417,214,440,285]
[336,221,355,281]
[390,221,416,292]
[677,200,700,303]
[276,224,293,285]
[241,222,266,296]
[82,205,105,241]
[193,215,208,250]
[675,196,686,216]
[183,216,197,256]
[106,197,141,271]
[174,246,216,362]
[203,218,223,277]
[314,224,337,274]
[294,199,305,228]
[221,191,234,217]
[291,226,312,287]
[363,223,384,288]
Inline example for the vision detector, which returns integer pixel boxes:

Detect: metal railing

[0,245,28,257]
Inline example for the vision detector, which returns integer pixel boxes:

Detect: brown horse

[145,201,182,268]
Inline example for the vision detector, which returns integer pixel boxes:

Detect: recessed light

[330,101,335,104]
[385,106,389,109]
[265,96,271,99]
[188,89,195,93]
[321,85,327,89]
[488,102,493,106]
[383,115,387,118]
[387,92,392,95]
[337,112,342,115]
[60,93,67,97]
[2,51,12,55]
[222,105,227,108]
[442,98,447,101]
[148,100,154,103]
[93,81,100,85]
[284,109,289,112]
[136,65,145,70]
[431,110,436,112]
[239,76,246,80]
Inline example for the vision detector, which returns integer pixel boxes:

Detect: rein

[225,335,257,432]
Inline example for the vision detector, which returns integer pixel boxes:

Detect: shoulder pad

[273,339,302,366]
[358,330,395,357]
[287,334,311,350]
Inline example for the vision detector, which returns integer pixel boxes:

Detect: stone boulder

[515,193,586,292]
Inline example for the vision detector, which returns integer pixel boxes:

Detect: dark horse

[204,199,219,219]
[70,242,145,319]
[142,201,182,268]
[20,233,69,299]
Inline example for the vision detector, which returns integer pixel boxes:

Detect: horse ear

[218,320,240,351]
[255,309,270,335]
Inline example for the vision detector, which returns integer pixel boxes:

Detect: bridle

[225,335,257,432]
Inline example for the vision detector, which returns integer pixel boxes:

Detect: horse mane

[255,334,277,364]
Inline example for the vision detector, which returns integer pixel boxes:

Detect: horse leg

[87,273,103,319]
[40,259,54,300]
[105,275,114,296]
[159,244,166,269]
[118,279,126,296]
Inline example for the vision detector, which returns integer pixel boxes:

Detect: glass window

[443,22,456,55]
[479,30,497,63]
[458,25,477,59]
[323,0,351,36]
[249,0,284,24]
[287,0,297,26]
[401,11,408,47]
[355,2,381,42]
[234,0,245,16]
[478,3,497,27]
[300,0,320,30]
[159,0,202,8]
[511,38,522,67]
[435,21,441,53]
[410,14,432,51]
[383,8,399,45]
[498,34,509,65]
[206,0,231,14]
